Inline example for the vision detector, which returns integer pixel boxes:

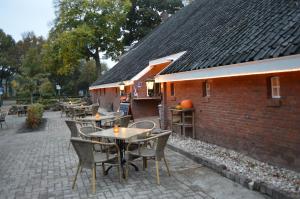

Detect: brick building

[90,0,300,171]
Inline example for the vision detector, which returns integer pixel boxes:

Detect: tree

[0,29,18,100]
[14,32,50,103]
[77,60,107,92]
[50,0,131,76]
[123,0,183,46]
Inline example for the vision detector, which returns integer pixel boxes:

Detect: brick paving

[0,112,268,199]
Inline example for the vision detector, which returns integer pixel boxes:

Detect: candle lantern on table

[113,124,119,133]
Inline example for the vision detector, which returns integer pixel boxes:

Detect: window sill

[267,98,281,107]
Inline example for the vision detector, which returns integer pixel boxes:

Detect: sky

[0,0,55,41]
[0,0,116,68]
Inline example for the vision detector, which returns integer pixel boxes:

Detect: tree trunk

[94,48,101,77]
[5,79,8,97]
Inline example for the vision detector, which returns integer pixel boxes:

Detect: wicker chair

[85,104,100,116]
[71,107,86,119]
[128,120,156,138]
[103,115,132,128]
[79,126,103,139]
[0,110,8,128]
[126,131,171,185]
[71,138,122,193]
[65,120,80,149]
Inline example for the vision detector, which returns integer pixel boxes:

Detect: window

[271,76,280,98]
[170,82,175,96]
[203,81,210,97]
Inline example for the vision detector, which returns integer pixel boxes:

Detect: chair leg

[163,157,171,176]
[94,164,97,179]
[72,163,81,189]
[142,157,147,170]
[92,167,96,193]
[155,160,160,185]
[101,163,106,175]
[125,161,129,180]
[117,164,122,183]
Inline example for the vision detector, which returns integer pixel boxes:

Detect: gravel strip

[168,134,300,195]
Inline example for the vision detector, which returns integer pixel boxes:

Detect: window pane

[170,83,175,96]
[206,82,210,97]
[272,88,279,97]
[271,77,279,86]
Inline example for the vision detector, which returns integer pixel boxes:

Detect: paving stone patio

[0,111,269,199]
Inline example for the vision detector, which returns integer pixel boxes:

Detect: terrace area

[0,107,267,199]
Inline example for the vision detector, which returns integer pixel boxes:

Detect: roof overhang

[89,51,186,90]
[131,51,186,81]
[89,80,133,90]
[155,54,300,83]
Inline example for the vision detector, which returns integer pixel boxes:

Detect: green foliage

[37,98,58,110]
[48,0,131,76]
[13,33,56,102]
[26,103,44,128]
[123,0,183,46]
[0,29,16,68]
[39,80,55,97]
[0,29,18,97]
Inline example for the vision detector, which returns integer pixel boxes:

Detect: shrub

[39,80,55,97]
[26,103,44,129]
[37,98,59,110]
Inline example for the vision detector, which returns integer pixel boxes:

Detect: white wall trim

[155,54,300,83]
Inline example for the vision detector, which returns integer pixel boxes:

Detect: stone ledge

[167,144,298,199]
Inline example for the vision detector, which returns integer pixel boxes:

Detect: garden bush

[37,98,59,110]
[26,103,44,128]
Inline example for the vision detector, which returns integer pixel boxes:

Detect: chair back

[128,120,156,138]
[0,111,6,120]
[154,131,171,160]
[79,126,96,139]
[128,120,156,130]
[71,138,95,169]
[92,105,100,115]
[118,115,131,127]
[65,120,79,138]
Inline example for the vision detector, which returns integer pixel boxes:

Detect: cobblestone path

[0,112,267,199]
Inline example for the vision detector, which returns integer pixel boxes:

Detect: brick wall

[163,71,300,171]
[90,87,120,112]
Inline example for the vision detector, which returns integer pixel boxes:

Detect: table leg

[104,139,139,177]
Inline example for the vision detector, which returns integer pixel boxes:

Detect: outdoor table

[77,115,115,127]
[16,105,29,116]
[89,127,151,177]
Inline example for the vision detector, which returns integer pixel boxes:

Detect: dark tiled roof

[92,0,300,86]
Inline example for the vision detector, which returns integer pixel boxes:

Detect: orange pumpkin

[180,99,193,109]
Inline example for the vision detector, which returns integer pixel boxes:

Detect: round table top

[77,115,115,121]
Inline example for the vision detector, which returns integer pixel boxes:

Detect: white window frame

[205,81,211,97]
[271,76,280,98]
